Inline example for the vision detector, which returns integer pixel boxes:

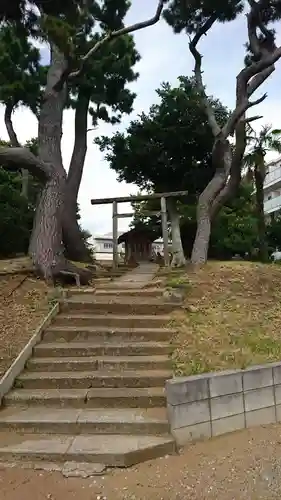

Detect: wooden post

[112,200,118,269]
[161,196,169,267]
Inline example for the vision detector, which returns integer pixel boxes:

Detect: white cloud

[1,1,281,236]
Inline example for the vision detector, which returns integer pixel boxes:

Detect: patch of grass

[157,267,187,277]
[47,286,65,307]
[166,275,191,290]
[171,261,281,376]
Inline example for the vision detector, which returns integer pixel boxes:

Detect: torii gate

[90,190,188,269]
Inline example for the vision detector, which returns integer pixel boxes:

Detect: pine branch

[243,115,263,124]
[69,0,166,79]
[4,103,20,147]
[223,1,281,138]
[0,147,51,180]
[189,14,220,137]
[4,102,30,197]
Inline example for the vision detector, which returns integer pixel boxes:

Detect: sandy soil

[2,423,281,499]
[0,274,49,378]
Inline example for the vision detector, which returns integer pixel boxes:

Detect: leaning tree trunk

[254,164,268,262]
[191,139,232,264]
[191,203,212,264]
[167,198,186,267]
[63,91,92,262]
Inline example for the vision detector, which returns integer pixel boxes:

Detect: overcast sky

[0,0,280,236]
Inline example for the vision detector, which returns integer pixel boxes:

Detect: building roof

[94,231,124,240]
[266,155,281,167]
[94,231,165,244]
[118,227,159,244]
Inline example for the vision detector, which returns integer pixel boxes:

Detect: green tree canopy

[163,0,244,34]
[210,182,258,259]
[0,168,33,257]
[96,76,228,201]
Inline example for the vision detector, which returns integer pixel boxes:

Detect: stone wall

[166,362,281,446]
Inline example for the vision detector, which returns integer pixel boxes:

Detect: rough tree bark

[191,139,233,263]
[28,46,70,278]
[63,91,91,262]
[254,160,268,262]
[4,103,29,198]
[167,198,186,267]
[189,2,281,264]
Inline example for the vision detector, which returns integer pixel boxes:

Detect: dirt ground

[0,274,49,378]
[165,261,281,376]
[2,423,281,499]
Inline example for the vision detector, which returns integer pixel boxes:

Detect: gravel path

[2,424,281,499]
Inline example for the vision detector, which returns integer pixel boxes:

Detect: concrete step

[0,407,169,435]
[60,294,175,315]
[53,313,170,329]
[16,370,172,390]
[43,325,174,342]
[0,432,175,467]
[95,288,166,297]
[33,341,173,357]
[60,297,176,315]
[4,387,166,409]
[67,288,166,297]
[26,355,171,372]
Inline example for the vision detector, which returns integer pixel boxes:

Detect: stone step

[43,325,174,342]
[0,432,175,467]
[95,288,166,297]
[67,288,166,297]
[26,355,171,372]
[0,407,169,435]
[16,370,172,390]
[53,313,170,329]
[4,387,166,409]
[60,297,175,315]
[34,341,173,357]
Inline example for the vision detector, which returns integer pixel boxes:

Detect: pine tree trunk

[63,91,91,262]
[0,48,94,284]
[167,198,186,267]
[254,164,268,262]
[28,45,68,278]
[63,199,92,262]
[29,172,66,279]
[191,207,211,264]
[191,139,232,264]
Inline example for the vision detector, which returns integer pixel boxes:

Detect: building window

[104,242,113,249]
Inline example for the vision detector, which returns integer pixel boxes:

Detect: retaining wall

[166,362,281,446]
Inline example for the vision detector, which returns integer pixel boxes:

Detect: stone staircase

[0,282,178,468]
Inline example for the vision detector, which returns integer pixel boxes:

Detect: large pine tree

[0,1,165,281]
[164,0,281,264]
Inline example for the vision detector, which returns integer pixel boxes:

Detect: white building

[91,231,165,261]
[264,155,281,219]
[91,232,125,261]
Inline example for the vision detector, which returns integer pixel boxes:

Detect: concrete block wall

[166,362,281,446]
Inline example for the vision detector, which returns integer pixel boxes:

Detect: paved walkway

[110,262,159,289]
